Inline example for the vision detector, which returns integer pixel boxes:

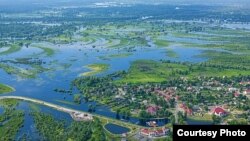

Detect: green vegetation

[173,27,250,53]
[73,94,82,104]
[228,119,248,125]
[72,58,250,120]
[29,103,40,112]
[117,59,250,84]
[0,99,24,140]
[0,99,19,107]
[1,4,250,140]
[0,57,49,79]
[32,112,108,141]
[49,34,74,44]
[188,114,212,122]
[108,53,133,58]
[109,38,129,48]
[155,137,172,141]
[198,50,250,70]
[32,44,55,56]
[0,63,48,79]
[0,63,35,78]
[117,60,174,83]
[166,48,178,58]
[0,83,15,94]
[56,100,77,106]
[72,70,174,119]
[154,39,169,47]
[80,64,109,76]
[79,37,96,45]
[0,44,22,55]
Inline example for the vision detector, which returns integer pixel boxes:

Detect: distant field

[117,60,250,84]
[154,39,169,47]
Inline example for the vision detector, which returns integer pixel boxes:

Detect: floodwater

[104,123,130,134]
[0,106,3,114]
[0,37,231,138]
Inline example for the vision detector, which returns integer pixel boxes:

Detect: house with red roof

[140,127,169,138]
[154,128,169,137]
[140,128,155,137]
[212,107,227,117]
[179,103,193,115]
[147,106,158,115]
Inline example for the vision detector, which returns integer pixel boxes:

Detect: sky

[0,0,249,7]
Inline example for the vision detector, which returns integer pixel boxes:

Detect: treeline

[0,23,77,42]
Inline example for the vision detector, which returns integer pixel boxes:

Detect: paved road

[0,95,170,139]
[0,96,92,119]
[0,96,165,129]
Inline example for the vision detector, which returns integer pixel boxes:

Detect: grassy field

[0,84,15,94]
[80,64,109,76]
[188,113,213,121]
[116,59,250,84]
[198,50,250,70]
[116,60,187,83]
[154,39,169,47]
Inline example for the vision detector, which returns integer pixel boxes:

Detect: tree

[212,114,221,124]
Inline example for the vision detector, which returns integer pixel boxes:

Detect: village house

[140,127,169,138]
[142,100,148,105]
[239,81,250,85]
[216,87,223,91]
[228,87,238,92]
[154,88,177,102]
[147,106,158,115]
[179,103,193,115]
[234,92,240,97]
[211,107,227,117]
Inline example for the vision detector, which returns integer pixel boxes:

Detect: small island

[80,64,109,76]
[0,83,15,94]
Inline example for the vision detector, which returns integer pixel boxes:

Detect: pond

[186,118,213,125]
[104,123,130,134]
